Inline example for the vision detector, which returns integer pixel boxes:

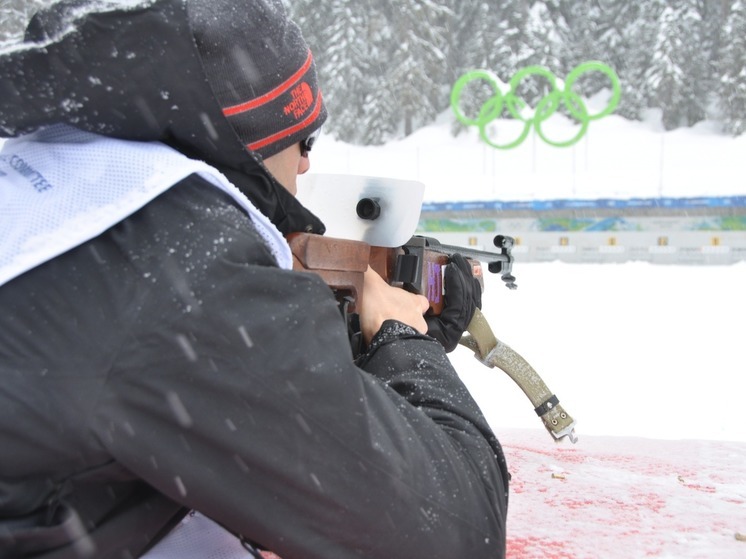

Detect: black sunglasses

[300,128,321,156]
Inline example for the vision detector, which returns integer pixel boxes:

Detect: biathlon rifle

[288,227,578,445]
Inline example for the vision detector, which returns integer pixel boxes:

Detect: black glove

[425,253,482,352]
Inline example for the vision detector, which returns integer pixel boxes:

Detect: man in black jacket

[0,1,509,558]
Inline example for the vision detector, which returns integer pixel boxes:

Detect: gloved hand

[426,253,482,352]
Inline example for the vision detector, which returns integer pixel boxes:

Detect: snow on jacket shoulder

[0,173,508,559]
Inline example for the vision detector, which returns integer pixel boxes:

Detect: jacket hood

[0,0,325,235]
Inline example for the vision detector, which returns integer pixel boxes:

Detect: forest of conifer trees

[1,0,745,144]
[289,0,746,143]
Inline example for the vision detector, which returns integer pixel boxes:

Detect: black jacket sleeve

[1,175,508,559]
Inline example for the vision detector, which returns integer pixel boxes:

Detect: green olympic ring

[450,61,621,149]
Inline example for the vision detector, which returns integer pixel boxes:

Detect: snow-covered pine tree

[481,0,532,84]
[577,1,642,114]
[442,0,487,81]
[559,0,604,68]
[644,0,708,130]
[719,0,746,135]
[608,0,662,121]
[290,0,385,143]
[677,1,711,126]
[384,0,451,138]
[510,1,567,108]
[291,0,451,143]
[700,0,731,83]
[454,1,533,129]
[441,0,494,136]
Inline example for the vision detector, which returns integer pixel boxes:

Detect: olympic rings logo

[450,61,621,149]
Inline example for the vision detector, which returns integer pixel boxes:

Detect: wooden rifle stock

[287,233,370,313]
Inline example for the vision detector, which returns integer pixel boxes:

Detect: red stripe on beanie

[222,50,314,117]
[247,91,323,152]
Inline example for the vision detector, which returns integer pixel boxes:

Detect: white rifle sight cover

[297,174,425,247]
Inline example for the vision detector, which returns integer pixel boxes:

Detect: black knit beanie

[188,0,327,159]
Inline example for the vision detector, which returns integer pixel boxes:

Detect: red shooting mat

[501,429,746,559]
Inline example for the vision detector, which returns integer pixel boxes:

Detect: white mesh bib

[0,124,292,287]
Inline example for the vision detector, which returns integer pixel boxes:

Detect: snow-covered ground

[305,97,746,202]
[303,109,746,558]
[305,108,746,444]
